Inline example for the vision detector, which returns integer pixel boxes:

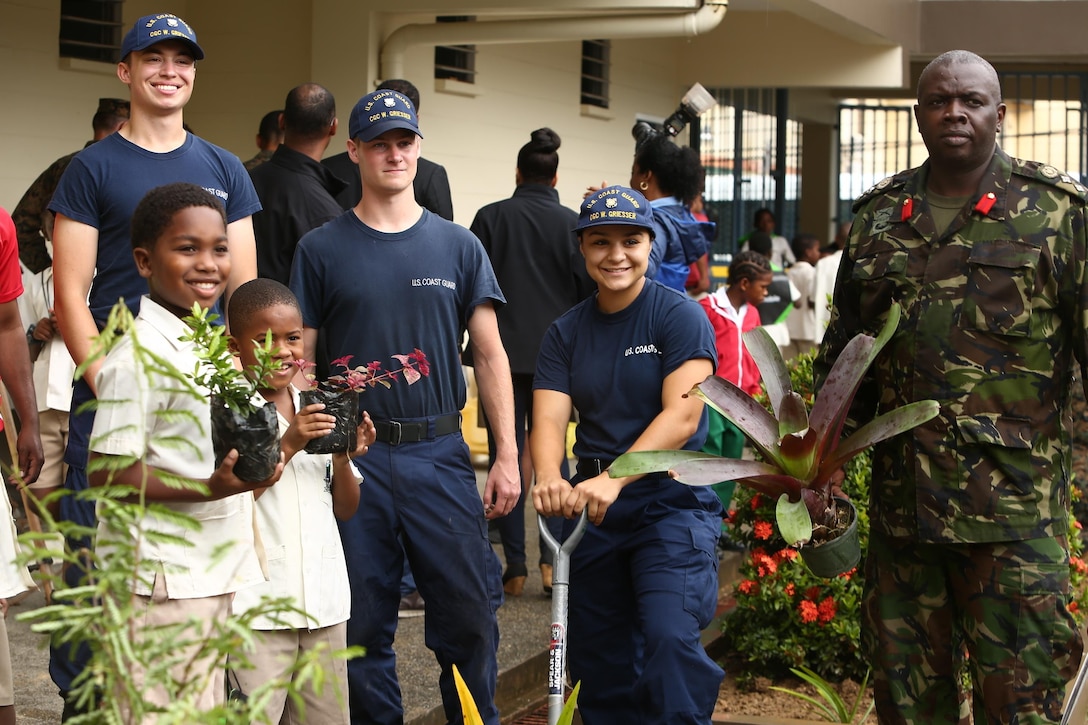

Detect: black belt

[374,413,461,446]
[576,458,613,478]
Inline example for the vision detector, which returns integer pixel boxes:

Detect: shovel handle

[540,510,587,725]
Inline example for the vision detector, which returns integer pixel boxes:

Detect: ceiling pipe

[380,1,728,81]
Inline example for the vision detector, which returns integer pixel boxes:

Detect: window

[434,16,477,84]
[59,0,124,64]
[581,40,610,109]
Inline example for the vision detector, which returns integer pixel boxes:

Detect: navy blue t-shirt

[291,209,504,419]
[535,280,719,514]
[49,132,261,326]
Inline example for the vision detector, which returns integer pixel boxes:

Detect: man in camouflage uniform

[243,108,283,171]
[10,98,129,273]
[816,50,1085,724]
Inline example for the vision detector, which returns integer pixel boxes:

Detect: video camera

[632,82,717,149]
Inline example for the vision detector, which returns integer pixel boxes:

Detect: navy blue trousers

[341,428,503,725]
[566,503,724,724]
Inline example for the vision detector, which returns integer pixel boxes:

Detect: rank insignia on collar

[974,192,997,215]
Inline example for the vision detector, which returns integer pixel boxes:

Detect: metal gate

[837,72,1088,225]
[700,88,802,253]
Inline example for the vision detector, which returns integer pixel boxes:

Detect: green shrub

[722,350,1088,689]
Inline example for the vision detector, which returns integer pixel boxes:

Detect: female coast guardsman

[531,185,724,724]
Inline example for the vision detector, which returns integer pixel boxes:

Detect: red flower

[753,520,774,540]
[755,551,777,578]
[750,494,762,510]
[1073,557,1088,575]
[784,583,795,597]
[804,586,821,601]
[1071,601,1080,614]
[738,579,759,596]
[798,600,818,623]
[726,509,738,524]
[818,597,836,623]
[777,548,799,562]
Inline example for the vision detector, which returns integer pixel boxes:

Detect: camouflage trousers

[864,532,1084,724]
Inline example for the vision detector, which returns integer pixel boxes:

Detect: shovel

[538,509,588,725]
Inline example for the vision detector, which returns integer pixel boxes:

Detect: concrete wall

[0,0,700,222]
[7,0,1088,233]
[0,0,171,208]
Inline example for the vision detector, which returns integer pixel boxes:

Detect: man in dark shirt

[323,78,453,221]
[250,84,344,284]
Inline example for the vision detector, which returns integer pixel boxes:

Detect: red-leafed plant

[294,350,430,392]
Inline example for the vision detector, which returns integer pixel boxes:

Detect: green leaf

[817,400,940,483]
[690,376,783,464]
[609,450,718,478]
[776,493,813,546]
[557,681,581,725]
[742,326,792,418]
[808,304,902,472]
[778,390,810,438]
[670,457,791,484]
[767,685,839,722]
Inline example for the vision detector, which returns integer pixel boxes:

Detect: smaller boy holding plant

[88,182,283,712]
[227,277,375,724]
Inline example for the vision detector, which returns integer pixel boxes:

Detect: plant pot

[210,396,280,483]
[299,388,359,455]
[799,496,861,578]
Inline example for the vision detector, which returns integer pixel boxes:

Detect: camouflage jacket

[815,147,1088,543]
[11,143,92,274]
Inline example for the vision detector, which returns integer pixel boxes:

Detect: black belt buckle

[387,420,403,446]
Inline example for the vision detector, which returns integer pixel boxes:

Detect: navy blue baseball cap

[121,14,205,61]
[348,90,423,142]
[575,185,655,234]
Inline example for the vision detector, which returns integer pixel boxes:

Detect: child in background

[88,183,281,712]
[17,264,75,518]
[228,278,375,724]
[698,250,774,513]
[785,233,822,359]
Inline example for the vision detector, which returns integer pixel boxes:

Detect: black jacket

[466,184,591,373]
[250,145,347,284]
[322,151,454,221]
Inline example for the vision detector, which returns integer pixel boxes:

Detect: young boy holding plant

[87,183,281,713]
[227,277,375,724]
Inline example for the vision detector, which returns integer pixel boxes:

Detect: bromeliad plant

[611,304,939,548]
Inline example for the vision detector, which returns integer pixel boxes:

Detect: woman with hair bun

[467,128,590,596]
[630,134,713,292]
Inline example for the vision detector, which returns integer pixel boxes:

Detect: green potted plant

[611,304,939,576]
[181,304,281,483]
[294,350,430,455]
